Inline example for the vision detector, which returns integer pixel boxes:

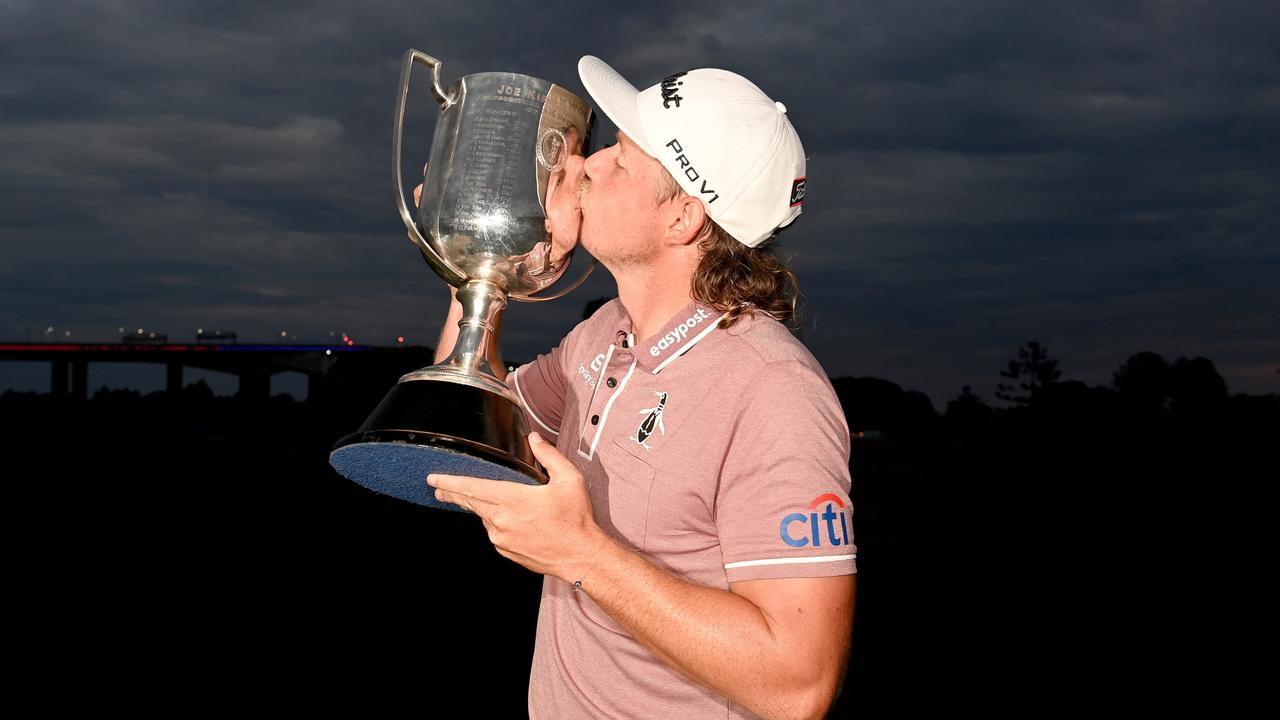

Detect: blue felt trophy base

[329,379,546,513]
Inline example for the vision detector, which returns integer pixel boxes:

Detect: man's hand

[430,428,853,719]
[543,152,586,267]
[427,431,602,581]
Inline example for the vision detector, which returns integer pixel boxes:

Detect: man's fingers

[547,168,561,197]
[562,153,586,190]
[411,162,427,210]
[435,488,471,512]
[544,171,564,232]
[407,183,424,243]
[527,432,579,481]
[551,155,585,210]
[544,152,585,255]
[429,473,521,506]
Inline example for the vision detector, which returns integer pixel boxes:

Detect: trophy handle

[520,256,598,303]
[393,49,466,287]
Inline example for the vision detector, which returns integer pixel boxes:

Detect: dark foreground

[4,366,1272,717]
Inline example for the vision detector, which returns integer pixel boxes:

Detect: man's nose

[582,145,610,177]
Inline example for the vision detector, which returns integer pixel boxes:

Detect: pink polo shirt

[511,298,857,720]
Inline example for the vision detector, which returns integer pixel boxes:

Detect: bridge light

[397,336,404,344]
[325,349,332,356]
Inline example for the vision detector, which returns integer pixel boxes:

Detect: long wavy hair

[655,170,801,330]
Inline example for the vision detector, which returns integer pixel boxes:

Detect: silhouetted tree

[945,385,995,423]
[1113,351,1171,411]
[831,376,939,443]
[1225,392,1280,440]
[996,341,1062,407]
[1038,380,1123,433]
[1168,356,1228,417]
[942,385,995,444]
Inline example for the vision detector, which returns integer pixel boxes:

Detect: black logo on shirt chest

[635,391,668,451]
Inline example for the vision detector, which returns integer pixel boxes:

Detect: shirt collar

[614,300,725,374]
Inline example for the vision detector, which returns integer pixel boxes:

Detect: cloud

[1,0,1276,405]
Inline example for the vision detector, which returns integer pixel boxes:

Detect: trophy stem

[442,279,507,378]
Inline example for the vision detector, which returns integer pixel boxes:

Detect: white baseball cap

[578,55,807,248]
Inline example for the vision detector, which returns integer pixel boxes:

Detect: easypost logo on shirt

[779,494,853,548]
[649,308,714,357]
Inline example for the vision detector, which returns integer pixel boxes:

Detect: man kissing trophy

[330,50,596,511]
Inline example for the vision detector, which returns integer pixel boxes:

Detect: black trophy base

[329,378,546,513]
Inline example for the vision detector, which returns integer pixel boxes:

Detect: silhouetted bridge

[0,342,372,401]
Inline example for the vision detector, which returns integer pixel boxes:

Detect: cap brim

[578,56,657,157]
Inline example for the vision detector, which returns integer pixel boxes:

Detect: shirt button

[607,377,617,388]
[591,414,600,425]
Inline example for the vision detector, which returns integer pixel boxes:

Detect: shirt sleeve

[715,360,857,583]
[510,332,572,438]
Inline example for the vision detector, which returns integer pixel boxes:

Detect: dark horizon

[3,333,1272,420]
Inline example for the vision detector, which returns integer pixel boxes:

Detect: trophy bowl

[329,50,597,512]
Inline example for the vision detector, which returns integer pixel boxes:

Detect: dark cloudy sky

[2,0,1277,406]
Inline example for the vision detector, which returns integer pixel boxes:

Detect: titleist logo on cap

[790,177,807,207]
[660,71,687,109]
[578,56,808,248]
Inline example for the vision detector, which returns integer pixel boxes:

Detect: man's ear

[661,194,707,248]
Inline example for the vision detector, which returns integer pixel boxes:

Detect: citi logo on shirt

[779,494,852,548]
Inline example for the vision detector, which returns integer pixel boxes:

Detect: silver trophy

[329,50,596,512]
